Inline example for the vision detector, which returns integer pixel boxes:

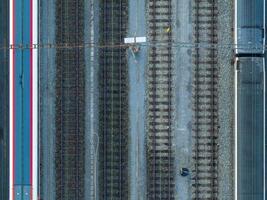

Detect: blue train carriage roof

[237,0,264,54]
[238,57,264,85]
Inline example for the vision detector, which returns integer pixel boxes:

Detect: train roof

[237,56,264,199]
[237,0,264,27]
[237,57,264,85]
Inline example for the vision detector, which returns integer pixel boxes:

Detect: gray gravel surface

[217,0,235,199]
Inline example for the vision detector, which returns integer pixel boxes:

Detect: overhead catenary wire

[2,41,266,50]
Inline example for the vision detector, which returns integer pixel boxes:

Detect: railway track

[192,0,219,199]
[55,0,85,199]
[147,0,174,199]
[98,1,128,199]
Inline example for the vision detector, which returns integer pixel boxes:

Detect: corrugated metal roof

[237,0,263,27]
[237,28,263,54]
[237,57,264,200]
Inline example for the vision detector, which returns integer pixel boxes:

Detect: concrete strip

[173,0,193,199]
[39,0,56,199]
[84,0,100,199]
[128,0,147,199]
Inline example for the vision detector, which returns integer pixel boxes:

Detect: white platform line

[234,0,238,197]
[234,0,237,54]
[32,0,38,199]
[234,58,238,200]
